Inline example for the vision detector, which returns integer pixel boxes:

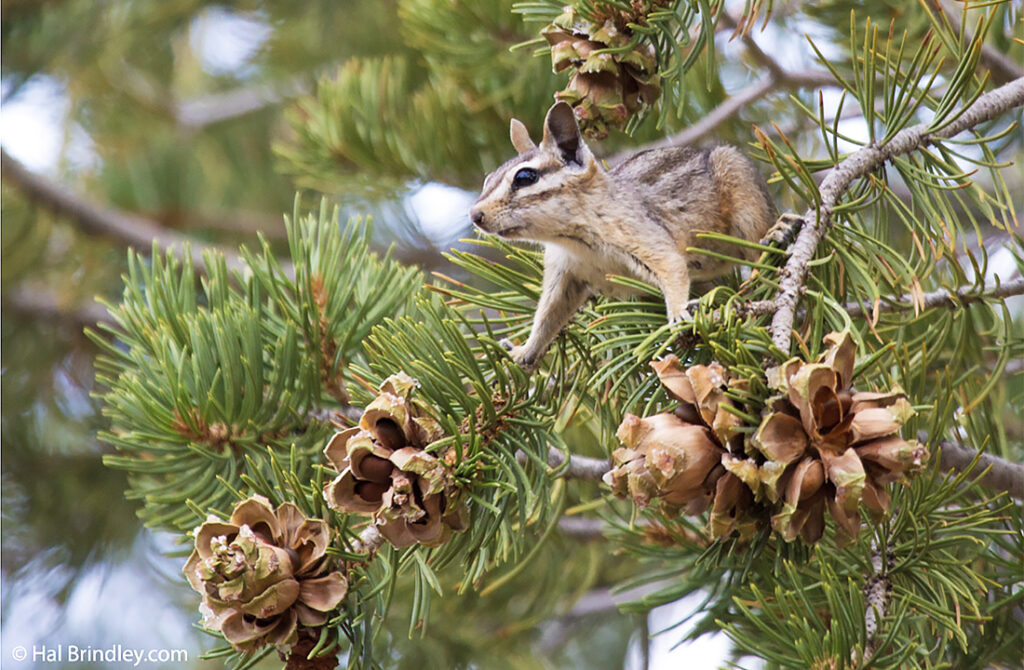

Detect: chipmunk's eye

[512,167,539,189]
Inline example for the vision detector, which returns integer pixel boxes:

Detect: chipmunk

[469,102,779,370]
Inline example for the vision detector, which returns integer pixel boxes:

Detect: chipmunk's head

[470,102,602,241]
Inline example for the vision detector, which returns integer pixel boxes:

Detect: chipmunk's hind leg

[760,212,805,248]
[708,146,778,261]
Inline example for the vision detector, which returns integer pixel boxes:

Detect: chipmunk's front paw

[500,339,539,371]
[511,346,540,371]
[667,308,694,325]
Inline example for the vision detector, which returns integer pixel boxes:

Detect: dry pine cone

[183,496,348,652]
[324,372,468,548]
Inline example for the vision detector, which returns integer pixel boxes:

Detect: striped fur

[469,102,777,369]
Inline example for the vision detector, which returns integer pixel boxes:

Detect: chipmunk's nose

[469,207,485,227]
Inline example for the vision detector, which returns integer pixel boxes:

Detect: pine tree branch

[1,149,248,275]
[639,611,651,670]
[112,63,308,131]
[924,432,1024,501]
[349,524,386,554]
[608,10,835,166]
[769,76,1024,352]
[846,275,1024,317]
[305,406,365,425]
[862,540,890,659]
[725,274,1022,323]
[4,286,112,327]
[1004,358,1024,377]
[557,516,610,540]
[179,208,288,240]
[517,447,611,481]
[610,77,774,162]
[175,77,309,130]
[721,11,791,83]
[546,447,612,480]
[537,582,667,652]
[609,68,835,164]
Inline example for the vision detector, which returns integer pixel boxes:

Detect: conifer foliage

[4,0,1022,669]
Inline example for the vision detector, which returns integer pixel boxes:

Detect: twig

[770,102,868,141]
[176,77,308,130]
[305,405,365,426]
[546,447,612,480]
[309,401,626,457]
[1,149,248,275]
[349,524,386,555]
[712,275,1022,323]
[537,582,667,652]
[608,10,835,166]
[611,77,775,162]
[862,540,890,659]
[639,611,651,670]
[4,286,112,327]
[733,299,779,317]
[922,431,1024,501]
[517,447,611,481]
[180,209,288,240]
[720,11,787,82]
[610,68,835,165]
[846,275,1024,317]
[557,516,611,540]
[1004,358,1024,377]
[769,76,1024,352]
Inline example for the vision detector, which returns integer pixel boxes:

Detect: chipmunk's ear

[509,118,536,154]
[541,101,587,166]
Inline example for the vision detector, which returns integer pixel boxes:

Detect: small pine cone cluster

[605,332,929,545]
[324,372,468,549]
[542,6,661,139]
[183,496,348,653]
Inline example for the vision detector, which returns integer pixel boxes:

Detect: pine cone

[323,372,468,548]
[183,496,348,653]
[709,469,760,541]
[542,6,661,139]
[605,411,725,514]
[754,332,929,543]
[651,355,746,452]
[648,355,764,539]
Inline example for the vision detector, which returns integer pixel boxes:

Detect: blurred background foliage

[1,0,1021,668]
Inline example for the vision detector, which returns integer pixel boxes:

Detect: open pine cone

[649,356,763,539]
[324,372,468,548]
[183,496,348,653]
[606,356,764,541]
[754,332,929,543]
